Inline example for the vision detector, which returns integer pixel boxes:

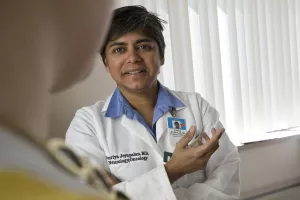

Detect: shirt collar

[104,88,129,118]
[104,82,185,118]
[155,83,185,111]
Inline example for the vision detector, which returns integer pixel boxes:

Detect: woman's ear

[160,57,165,66]
[104,58,110,73]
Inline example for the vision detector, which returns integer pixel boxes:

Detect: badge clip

[169,106,176,117]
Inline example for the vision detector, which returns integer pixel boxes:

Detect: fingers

[202,132,210,141]
[202,134,221,152]
[212,128,216,135]
[188,134,202,148]
[176,126,196,148]
[197,136,203,145]
[210,128,224,142]
[203,128,224,142]
[195,128,224,154]
[212,127,225,136]
[195,141,219,158]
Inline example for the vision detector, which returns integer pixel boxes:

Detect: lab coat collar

[102,82,186,116]
[101,94,113,113]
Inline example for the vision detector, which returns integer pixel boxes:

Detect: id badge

[167,117,187,137]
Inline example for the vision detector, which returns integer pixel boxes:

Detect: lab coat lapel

[120,115,163,157]
[156,113,170,143]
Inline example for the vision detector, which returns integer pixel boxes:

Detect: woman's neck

[119,81,159,111]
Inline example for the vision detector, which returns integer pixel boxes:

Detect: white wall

[49,61,300,198]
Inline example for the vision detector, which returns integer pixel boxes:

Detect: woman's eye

[113,47,125,53]
[138,45,152,50]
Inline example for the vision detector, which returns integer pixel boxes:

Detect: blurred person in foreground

[0,1,128,200]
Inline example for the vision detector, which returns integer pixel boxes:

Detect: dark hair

[174,122,179,125]
[100,5,166,64]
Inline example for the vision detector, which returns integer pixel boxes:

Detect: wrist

[164,162,184,184]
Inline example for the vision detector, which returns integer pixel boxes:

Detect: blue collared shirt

[105,83,185,140]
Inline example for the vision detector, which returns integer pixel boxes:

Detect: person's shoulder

[0,130,127,200]
[166,88,213,113]
[170,90,201,99]
[167,88,205,104]
[82,99,107,112]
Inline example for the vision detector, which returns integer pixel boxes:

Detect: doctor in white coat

[66,5,240,200]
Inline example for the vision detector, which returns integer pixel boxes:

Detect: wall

[49,56,115,138]
[239,137,300,198]
[49,59,300,198]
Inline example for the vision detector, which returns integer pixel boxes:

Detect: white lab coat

[66,90,240,200]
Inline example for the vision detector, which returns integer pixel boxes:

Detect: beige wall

[49,55,115,138]
[49,58,300,197]
[239,137,300,198]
